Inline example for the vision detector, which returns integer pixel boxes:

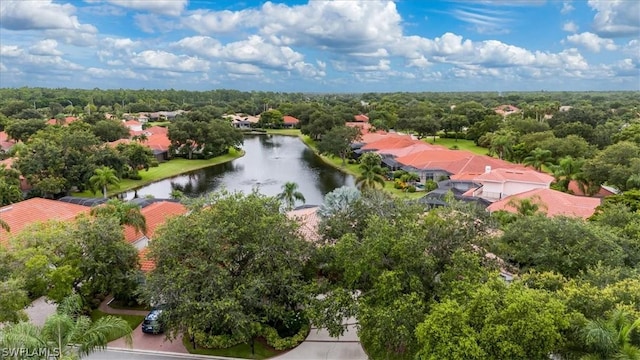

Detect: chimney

[485,165,491,174]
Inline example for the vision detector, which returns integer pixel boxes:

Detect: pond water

[123,135,356,206]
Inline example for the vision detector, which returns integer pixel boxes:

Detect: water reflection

[124,135,355,205]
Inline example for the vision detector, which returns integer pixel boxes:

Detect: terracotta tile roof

[361,137,418,151]
[123,201,187,243]
[474,168,554,184]
[378,142,445,157]
[395,149,474,169]
[0,198,90,246]
[0,131,16,151]
[142,133,171,152]
[0,157,14,168]
[283,116,299,125]
[487,188,601,219]
[358,132,411,145]
[567,180,617,198]
[345,122,373,134]
[354,114,369,122]
[124,120,142,127]
[46,117,78,126]
[144,126,168,135]
[494,105,520,116]
[287,206,320,243]
[138,247,155,272]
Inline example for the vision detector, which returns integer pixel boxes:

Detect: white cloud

[450,7,513,34]
[0,62,6,72]
[173,35,323,77]
[130,50,210,72]
[567,32,618,52]
[0,45,22,57]
[588,0,640,37]
[0,0,96,32]
[223,62,263,75]
[561,1,574,14]
[184,9,257,34]
[134,13,180,33]
[90,0,187,16]
[29,39,63,56]
[563,21,578,33]
[86,67,148,80]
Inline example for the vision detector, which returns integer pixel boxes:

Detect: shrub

[425,180,438,192]
[261,322,310,351]
[394,179,405,189]
[406,185,416,193]
[193,331,244,349]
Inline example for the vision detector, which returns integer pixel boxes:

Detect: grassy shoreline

[73,148,245,198]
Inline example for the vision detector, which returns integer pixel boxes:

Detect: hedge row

[191,322,310,351]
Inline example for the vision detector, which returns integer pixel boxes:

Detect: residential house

[123,120,143,132]
[225,114,260,129]
[494,105,520,116]
[567,180,618,198]
[46,116,78,126]
[462,167,554,201]
[353,114,369,122]
[345,121,373,135]
[486,188,601,219]
[123,200,187,250]
[0,198,90,247]
[283,115,300,128]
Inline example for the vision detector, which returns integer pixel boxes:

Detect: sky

[0,0,638,92]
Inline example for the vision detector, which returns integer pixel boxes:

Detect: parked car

[141,309,164,334]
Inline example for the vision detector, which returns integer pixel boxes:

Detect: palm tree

[0,294,132,359]
[356,162,386,190]
[90,199,147,235]
[580,308,640,360]
[89,166,120,199]
[551,156,584,192]
[507,196,546,216]
[523,147,554,172]
[277,182,306,211]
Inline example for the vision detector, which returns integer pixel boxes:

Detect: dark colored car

[141,309,164,334]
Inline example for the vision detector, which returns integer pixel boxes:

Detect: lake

[123,135,356,206]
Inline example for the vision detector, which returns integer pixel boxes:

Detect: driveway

[273,318,368,360]
[108,323,188,353]
[25,297,57,326]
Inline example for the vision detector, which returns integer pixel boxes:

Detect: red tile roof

[287,206,320,243]
[0,131,16,151]
[0,198,90,246]
[46,117,78,126]
[138,247,155,272]
[567,180,617,198]
[123,201,187,243]
[358,132,411,145]
[345,122,373,134]
[378,142,445,157]
[474,168,554,184]
[487,188,601,219]
[283,116,299,125]
[354,114,369,122]
[142,133,171,152]
[361,137,418,151]
[397,150,523,176]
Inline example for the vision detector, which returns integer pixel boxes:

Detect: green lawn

[107,299,151,311]
[424,137,489,155]
[74,148,244,197]
[183,337,281,359]
[265,128,301,136]
[90,309,145,341]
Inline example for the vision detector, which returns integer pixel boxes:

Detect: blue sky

[0,0,638,92]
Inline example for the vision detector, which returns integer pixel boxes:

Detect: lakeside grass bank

[73,148,244,198]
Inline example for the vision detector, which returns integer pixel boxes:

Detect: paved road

[87,349,238,360]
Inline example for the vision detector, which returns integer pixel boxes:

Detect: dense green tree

[0,294,132,359]
[316,125,360,166]
[496,215,626,277]
[466,114,502,143]
[115,142,155,177]
[92,120,129,142]
[301,111,340,140]
[0,279,30,323]
[90,198,147,235]
[582,141,640,191]
[5,119,47,142]
[551,156,585,192]
[504,117,550,135]
[488,129,518,160]
[276,181,306,211]
[0,164,23,206]
[258,109,284,128]
[416,280,568,360]
[441,114,469,141]
[145,192,314,347]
